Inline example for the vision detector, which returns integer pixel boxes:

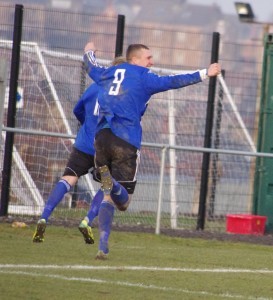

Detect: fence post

[253,33,273,232]
[115,14,125,57]
[0,60,7,143]
[196,32,220,230]
[0,4,24,216]
[155,146,167,235]
[208,69,225,218]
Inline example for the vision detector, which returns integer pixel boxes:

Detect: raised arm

[84,42,99,67]
[83,42,105,82]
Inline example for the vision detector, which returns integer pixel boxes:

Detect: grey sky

[189,0,272,22]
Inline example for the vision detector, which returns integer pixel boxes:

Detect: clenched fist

[84,42,97,53]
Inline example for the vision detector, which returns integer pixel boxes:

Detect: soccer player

[83,42,221,259]
[33,56,126,244]
[32,83,101,243]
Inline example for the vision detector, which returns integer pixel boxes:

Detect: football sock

[41,179,71,221]
[98,200,115,254]
[110,179,129,207]
[87,189,104,224]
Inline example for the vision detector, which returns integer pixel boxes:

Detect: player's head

[111,56,126,66]
[126,44,154,68]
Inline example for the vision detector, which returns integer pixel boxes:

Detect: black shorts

[62,146,95,178]
[95,128,140,194]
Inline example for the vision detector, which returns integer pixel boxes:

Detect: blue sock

[41,179,71,221]
[110,179,128,207]
[98,201,115,254]
[87,189,104,224]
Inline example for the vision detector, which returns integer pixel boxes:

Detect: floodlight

[234,2,255,22]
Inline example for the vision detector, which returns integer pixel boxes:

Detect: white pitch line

[1,264,273,274]
[0,269,271,300]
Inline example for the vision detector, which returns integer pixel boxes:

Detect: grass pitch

[0,222,273,299]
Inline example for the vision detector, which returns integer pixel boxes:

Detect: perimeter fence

[0,4,269,234]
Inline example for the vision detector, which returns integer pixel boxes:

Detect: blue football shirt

[73,83,99,155]
[84,52,206,149]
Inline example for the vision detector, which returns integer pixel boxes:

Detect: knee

[115,194,132,211]
[117,205,128,211]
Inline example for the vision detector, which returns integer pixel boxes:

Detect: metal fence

[0,4,267,233]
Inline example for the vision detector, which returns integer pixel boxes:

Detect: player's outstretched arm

[207,63,221,77]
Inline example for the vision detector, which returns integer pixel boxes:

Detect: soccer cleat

[32,219,46,243]
[98,165,113,195]
[95,250,108,260]
[78,220,95,244]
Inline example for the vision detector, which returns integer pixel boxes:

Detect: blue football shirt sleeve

[83,50,106,83]
[144,70,205,95]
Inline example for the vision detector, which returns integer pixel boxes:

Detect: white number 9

[109,69,125,95]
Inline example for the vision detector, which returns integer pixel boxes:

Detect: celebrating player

[83,42,221,259]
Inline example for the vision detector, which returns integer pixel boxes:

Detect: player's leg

[69,151,100,244]
[110,143,139,211]
[95,199,115,260]
[79,189,104,244]
[41,177,75,221]
[101,130,139,211]
[32,176,76,243]
[86,189,104,224]
[32,175,75,243]
[99,164,129,208]
[33,147,89,242]
[41,147,90,222]
[93,129,115,258]
[94,129,138,259]
[80,166,104,227]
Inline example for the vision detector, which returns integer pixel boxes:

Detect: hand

[84,42,96,53]
[207,63,221,77]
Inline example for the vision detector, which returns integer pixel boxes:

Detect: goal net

[0,39,98,215]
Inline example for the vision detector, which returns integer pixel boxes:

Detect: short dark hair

[126,44,149,61]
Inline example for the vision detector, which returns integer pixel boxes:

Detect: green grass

[0,222,273,299]
[51,208,226,231]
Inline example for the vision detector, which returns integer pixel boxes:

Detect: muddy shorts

[94,128,140,194]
